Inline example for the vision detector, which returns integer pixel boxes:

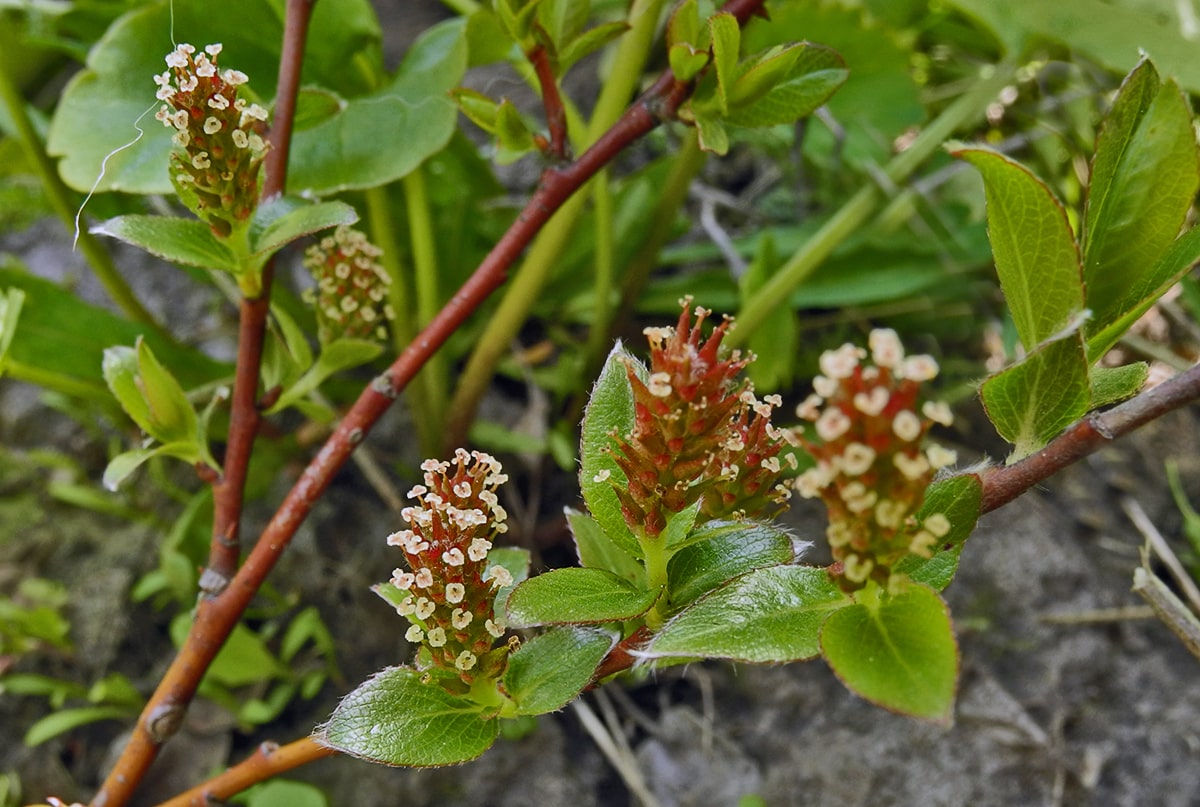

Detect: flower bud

[302,226,395,344]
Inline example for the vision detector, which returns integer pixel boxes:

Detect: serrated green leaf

[1084,65,1198,337]
[953,146,1084,349]
[709,12,739,115]
[23,705,133,747]
[980,332,1090,460]
[643,565,849,662]
[666,520,797,607]
[1090,363,1148,408]
[557,21,629,73]
[505,568,660,627]
[249,199,358,261]
[568,508,645,586]
[580,342,644,560]
[820,584,958,724]
[91,215,238,272]
[494,98,536,156]
[135,336,197,443]
[503,626,615,715]
[318,666,498,766]
[267,338,383,414]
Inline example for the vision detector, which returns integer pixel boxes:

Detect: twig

[92,3,767,804]
[529,45,570,161]
[93,2,317,805]
[1122,496,1200,614]
[205,0,315,586]
[979,361,1200,513]
[157,737,337,807]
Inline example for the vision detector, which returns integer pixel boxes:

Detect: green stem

[642,537,670,629]
[445,0,671,443]
[729,60,1018,346]
[404,165,449,453]
[0,56,166,334]
[366,184,440,456]
[584,169,616,376]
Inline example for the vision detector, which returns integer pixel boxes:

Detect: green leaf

[236,779,328,807]
[267,338,383,414]
[694,112,729,155]
[494,98,536,160]
[953,145,1084,348]
[1083,63,1198,338]
[171,614,286,688]
[1087,223,1200,360]
[0,287,25,373]
[980,331,1091,460]
[568,508,645,587]
[502,626,615,715]
[135,336,197,444]
[102,445,168,491]
[48,0,383,194]
[91,215,237,272]
[0,262,229,398]
[820,584,958,724]
[643,565,849,663]
[669,43,709,83]
[317,666,498,766]
[290,19,467,194]
[579,342,643,560]
[708,13,739,114]
[891,474,983,591]
[557,21,629,74]
[667,0,701,49]
[505,568,660,627]
[24,705,133,747]
[451,87,501,133]
[666,520,798,607]
[536,0,588,52]
[1090,363,1148,409]
[249,198,359,261]
[740,234,795,390]
[661,500,702,550]
[102,345,154,435]
[724,45,848,128]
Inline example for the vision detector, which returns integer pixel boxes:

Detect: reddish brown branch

[95,4,767,804]
[94,2,316,806]
[529,46,569,161]
[158,737,337,807]
[205,0,313,587]
[980,361,1200,513]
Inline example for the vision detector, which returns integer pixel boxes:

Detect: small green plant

[2,0,1200,804]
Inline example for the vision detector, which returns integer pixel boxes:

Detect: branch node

[347,427,365,445]
[259,740,281,757]
[145,703,186,744]
[199,567,231,597]
[371,373,400,399]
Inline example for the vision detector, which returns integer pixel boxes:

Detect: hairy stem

[93,2,316,804]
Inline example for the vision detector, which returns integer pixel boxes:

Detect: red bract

[609,300,794,537]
